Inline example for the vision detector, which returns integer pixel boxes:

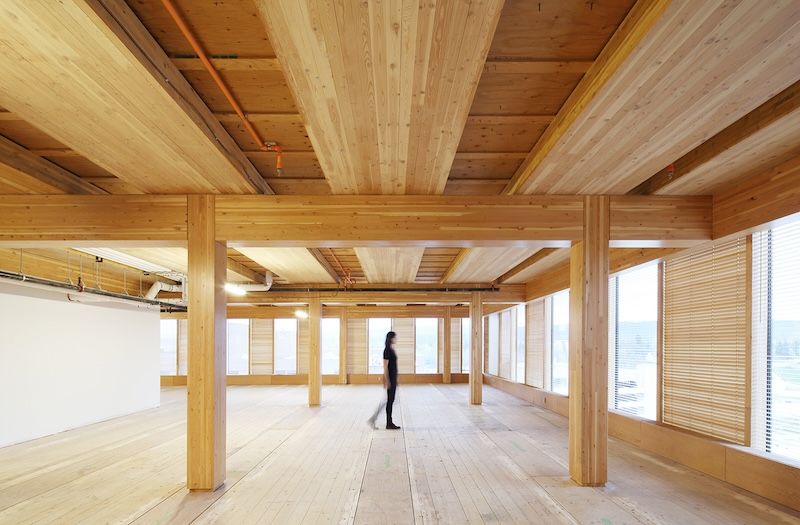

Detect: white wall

[0,282,160,447]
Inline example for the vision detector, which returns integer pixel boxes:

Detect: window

[274,318,297,375]
[753,219,800,462]
[609,263,658,419]
[461,318,471,372]
[415,318,438,373]
[226,319,249,375]
[368,318,392,374]
[550,290,569,395]
[515,304,526,383]
[487,313,499,375]
[321,318,340,375]
[159,319,177,375]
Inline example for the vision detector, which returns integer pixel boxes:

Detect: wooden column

[568,195,610,486]
[469,292,483,404]
[308,296,322,406]
[443,307,452,384]
[187,195,227,491]
[339,308,348,384]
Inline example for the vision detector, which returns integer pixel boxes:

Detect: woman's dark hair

[384,331,397,350]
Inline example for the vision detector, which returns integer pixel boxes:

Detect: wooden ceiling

[0,0,799,289]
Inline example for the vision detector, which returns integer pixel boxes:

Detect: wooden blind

[450,318,462,374]
[526,299,546,388]
[392,318,415,374]
[346,318,366,374]
[663,237,748,444]
[250,319,274,374]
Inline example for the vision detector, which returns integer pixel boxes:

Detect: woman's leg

[385,385,396,425]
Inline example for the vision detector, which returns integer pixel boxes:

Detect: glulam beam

[0,136,106,195]
[713,154,800,239]
[568,196,609,486]
[0,195,712,246]
[470,292,483,405]
[186,195,227,491]
[308,296,322,406]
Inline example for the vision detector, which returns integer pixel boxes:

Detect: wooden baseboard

[484,373,800,512]
[160,372,470,388]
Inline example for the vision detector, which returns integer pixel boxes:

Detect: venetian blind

[608,263,658,420]
[526,299,546,388]
[662,237,747,444]
[250,319,274,374]
[392,318,415,374]
[752,219,800,462]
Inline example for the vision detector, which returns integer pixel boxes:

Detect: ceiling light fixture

[224,283,247,296]
[294,309,309,319]
[73,248,172,273]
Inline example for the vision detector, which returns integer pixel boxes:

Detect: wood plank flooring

[1,384,799,524]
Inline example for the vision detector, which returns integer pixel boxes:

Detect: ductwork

[236,272,274,292]
[145,280,183,300]
[0,271,184,311]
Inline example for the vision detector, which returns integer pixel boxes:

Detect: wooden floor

[1,385,799,524]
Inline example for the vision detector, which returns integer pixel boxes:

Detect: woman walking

[367,331,401,430]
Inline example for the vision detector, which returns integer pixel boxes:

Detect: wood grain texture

[470,291,483,405]
[713,153,800,239]
[257,0,504,195]
[568,196,609,486]
[636,80,800,196]
[0,1,267,194]
[234,247,336,284]
[354,248,424,284]
[443,247,540,283]
[509,0,800,195]
[186,195,227,490]
[0,136,105,195]
[504,0,670,194]
[216,195,582,246]
[0,195,187,243]
[307,296,321,406]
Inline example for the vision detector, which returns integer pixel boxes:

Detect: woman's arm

[383,359,389,389]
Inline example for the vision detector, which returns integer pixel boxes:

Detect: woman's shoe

[386,423,401,430]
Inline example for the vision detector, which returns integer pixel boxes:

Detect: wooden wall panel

[249,319,273,375]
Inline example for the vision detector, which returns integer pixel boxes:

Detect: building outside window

[609,263,658,419]
[321,317,340,375]
[550,290,569,395]
[515,304,526,383]
[274,318,297,375]
[226,319,249,375]
[461,318,471,373]
[753,219,800,463]
[487,313,499,375]
[415,318,438,373]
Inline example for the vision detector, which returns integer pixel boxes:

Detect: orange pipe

[160,0,283,170]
